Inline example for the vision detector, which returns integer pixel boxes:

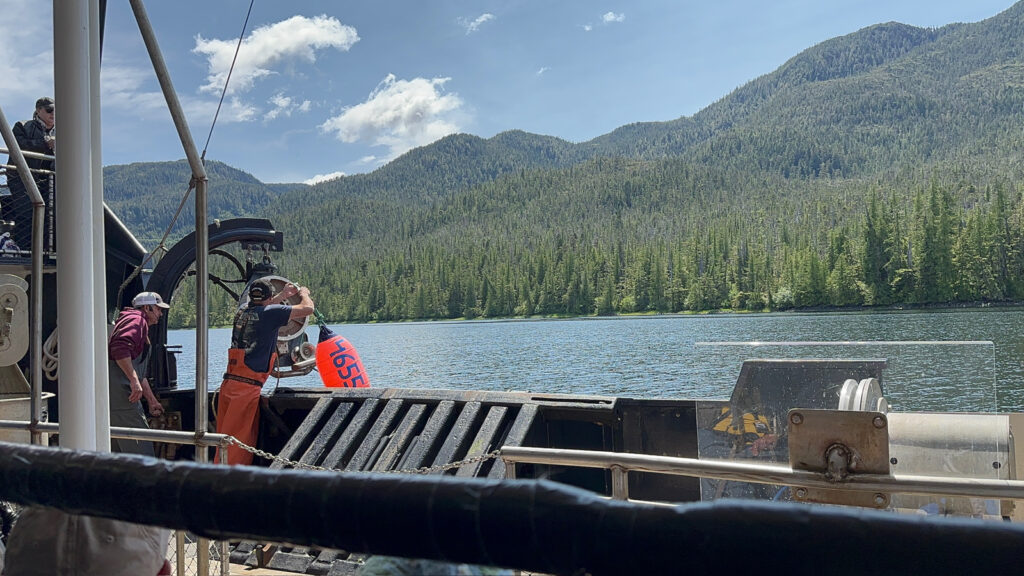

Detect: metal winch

[239,273,316,379]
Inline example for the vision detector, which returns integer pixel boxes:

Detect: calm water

[168,308,1024,413]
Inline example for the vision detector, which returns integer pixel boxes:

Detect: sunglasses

[44,107,54,113]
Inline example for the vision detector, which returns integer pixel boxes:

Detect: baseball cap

[248,278,273,302]
[132,291,170,309]
[35,96,54,110]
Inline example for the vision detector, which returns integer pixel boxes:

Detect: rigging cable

[201,0,255,162]
[112,182,194,323]
[313,308,329,328]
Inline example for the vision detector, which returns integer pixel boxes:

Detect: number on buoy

[315,325,370,388]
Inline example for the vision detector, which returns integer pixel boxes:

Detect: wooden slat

[347,399,404,471]
[399,400,457,470]
[456,406,508,477]
[430,401,482,473]
[488,403,538,479]
[269,396,335,470]
[298,402,354,468]
[321,399,381,469]
[373,403,427,471]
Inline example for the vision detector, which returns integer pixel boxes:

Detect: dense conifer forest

[100,3,1024,327]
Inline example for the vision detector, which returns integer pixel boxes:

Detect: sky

[0,0,1017,184]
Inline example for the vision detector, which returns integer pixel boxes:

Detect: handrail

[0,149,55,163]
[5,422,1022,501]
[0,109,51,448]
[0,420,230,575]
[2,441,1023,576]
[500,445,1024,502]
[0,420,232,448]
[0,165,54,176]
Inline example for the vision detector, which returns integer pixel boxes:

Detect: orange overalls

[215,348,277,465]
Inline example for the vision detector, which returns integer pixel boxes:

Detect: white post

[90,0,110,452]
[54,0,98,450]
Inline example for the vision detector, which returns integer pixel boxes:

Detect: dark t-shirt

[230,304,292,374]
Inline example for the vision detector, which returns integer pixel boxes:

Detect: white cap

[132,291,170,309]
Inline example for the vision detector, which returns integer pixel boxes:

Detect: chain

[226,437,502,475]
[391,449,503,475]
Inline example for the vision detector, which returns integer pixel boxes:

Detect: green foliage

[103,160,306,246]
[108,3,1024,326]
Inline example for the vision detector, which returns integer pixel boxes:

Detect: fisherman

[217,278,313,465]
[108,291,169,455]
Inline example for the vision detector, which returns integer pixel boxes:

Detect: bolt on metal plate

[787,408,890,508]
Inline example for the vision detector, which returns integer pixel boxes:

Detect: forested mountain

[103,160,306,245]
[107,3,1024,327]
[587,11,1024,176]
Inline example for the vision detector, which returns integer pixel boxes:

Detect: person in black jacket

[3,97,55,250]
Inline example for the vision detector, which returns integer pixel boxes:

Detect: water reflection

[168,308,1024,412]
[694,341,996,413]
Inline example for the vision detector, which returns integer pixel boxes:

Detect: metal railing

[4,419,1024,573]
[0,160,57,257]
[0,148,56,163]
[0,419,230,447]
[500,446,1024,503]
[0,418,233,576]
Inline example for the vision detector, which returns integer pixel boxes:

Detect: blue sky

[0,0,1016,184]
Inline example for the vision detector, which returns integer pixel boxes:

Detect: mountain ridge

[104,2,1024,324]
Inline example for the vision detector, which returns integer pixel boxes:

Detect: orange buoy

[316,325,370,388]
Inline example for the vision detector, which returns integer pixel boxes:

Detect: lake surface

[168,308,1024,413]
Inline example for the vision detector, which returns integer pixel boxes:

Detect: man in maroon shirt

[108,291,168,455]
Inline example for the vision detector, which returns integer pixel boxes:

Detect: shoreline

[170,300,1024,331]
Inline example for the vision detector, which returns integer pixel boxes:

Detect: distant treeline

[164,165,1024,327]
[291,177,1024,323]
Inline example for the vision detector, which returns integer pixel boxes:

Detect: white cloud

[0,0,54,111]
[319,74,463,162]
[100,64,167,113]
[459,13,495,35]
[582,12,623,32]
[263,93,312,121]
[304,171,345,185]
[184,96,258,125]
[537,67,550,76]
[264,95,290,121]
[99,60,257,126]
[193,15,359,96]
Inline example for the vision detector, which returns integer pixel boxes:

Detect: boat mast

[89,0,109,451]
[54,0,107,451]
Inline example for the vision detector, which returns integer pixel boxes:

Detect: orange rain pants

[215,348,275,465]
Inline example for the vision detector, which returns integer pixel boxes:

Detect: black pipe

[0,442,1022,575]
